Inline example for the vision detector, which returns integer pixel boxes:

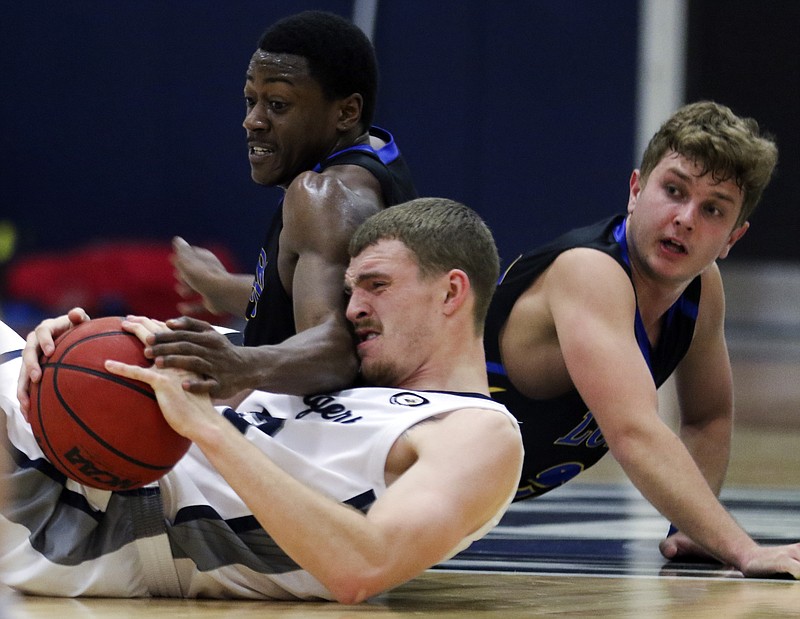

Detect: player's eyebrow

[666,165,738,204]
[344,270,388,294]
[245,71,294,86]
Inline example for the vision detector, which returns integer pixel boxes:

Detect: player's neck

[399,339,490,395]
[630,268,692,325]
[330,129,371,156]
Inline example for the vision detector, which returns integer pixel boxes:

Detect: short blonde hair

[349,198,499,334]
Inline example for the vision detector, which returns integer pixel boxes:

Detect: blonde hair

[640,101,778,226]
[349,198,499,333]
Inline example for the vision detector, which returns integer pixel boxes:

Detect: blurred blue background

[1,0,797,333]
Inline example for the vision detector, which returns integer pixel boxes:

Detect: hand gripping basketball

[28,316,191,490]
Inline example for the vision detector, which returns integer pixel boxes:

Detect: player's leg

[0,320,151,597]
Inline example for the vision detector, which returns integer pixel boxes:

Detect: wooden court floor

[6,572,800,618]
[5,422,799,619]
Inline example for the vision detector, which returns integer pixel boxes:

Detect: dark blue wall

[2,1,637,274]
[685,0,800,263]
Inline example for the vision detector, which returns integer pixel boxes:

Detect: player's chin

[359,361,397,388]
[249,166,279,187]
[249,162,292,188]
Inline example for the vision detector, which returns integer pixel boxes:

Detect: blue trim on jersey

[614,218,700,378]
[168,491,377,575]
[224,331,244,346]
[224,406,285,437]
[674,294,699,320]
[342,489,376,511]
[223,408,251,434]
[419,389,497,401]
[486,361,508,376]
[0,349,22,365]
[614,218,654,373]
[311,126,399,172]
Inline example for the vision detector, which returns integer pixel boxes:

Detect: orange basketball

[28,316,190,490]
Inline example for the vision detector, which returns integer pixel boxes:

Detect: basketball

[28,316,191,491]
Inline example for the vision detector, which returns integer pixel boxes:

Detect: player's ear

[718,221,749,259]
[627,169,642,214]
[336,94,363,132]
[442,269,470,316]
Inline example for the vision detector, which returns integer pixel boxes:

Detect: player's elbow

[324,568,394,604]
[328,583,371,605]
[604,423,657,469]
[319,546,413,604]
[308,351,359,395]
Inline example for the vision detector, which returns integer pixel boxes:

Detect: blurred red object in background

[5,240,241,323]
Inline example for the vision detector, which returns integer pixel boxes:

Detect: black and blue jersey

[484,215,701,500]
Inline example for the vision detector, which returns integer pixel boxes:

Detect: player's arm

[209,407,522,603]
[546,250,800,577]
[147,173,368,397]
[659,264,736,558]
[672,263,734,495]
[270,171,368,392]
[108,323,522,602]
[170,236,253,318]
[16,307,90,418]
[208,170,368,396]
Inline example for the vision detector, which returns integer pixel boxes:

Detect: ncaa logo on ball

[64,446,139,490]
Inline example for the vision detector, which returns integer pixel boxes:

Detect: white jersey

[0,322,519,600]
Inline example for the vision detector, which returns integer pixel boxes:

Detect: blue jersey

[243,127,417,347]
[484,215,701,500]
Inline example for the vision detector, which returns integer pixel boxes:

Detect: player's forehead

[655,152,744,206]
[245,50,316,87]
[345,239,417,287]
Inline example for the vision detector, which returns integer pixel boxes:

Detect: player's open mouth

[355,329,380,345]
[661,239,686,254]
[249,145,275,156]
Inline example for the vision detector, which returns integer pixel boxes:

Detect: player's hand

[108,316,217,440]
[145,316,251,398]
[17,307,90,419]
[171,236,231,316]
[659,530,717,562]
[737,543,800,580]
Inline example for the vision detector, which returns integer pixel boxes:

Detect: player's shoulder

[699,260,723,288]
[543,247,630,294]
[444,403,520,429]
[415,404,523,464]
[551,246,622,271]
[290,164,382,203]
[285,169,343,205]
[694,260,725,321]
[288,173,382,246]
